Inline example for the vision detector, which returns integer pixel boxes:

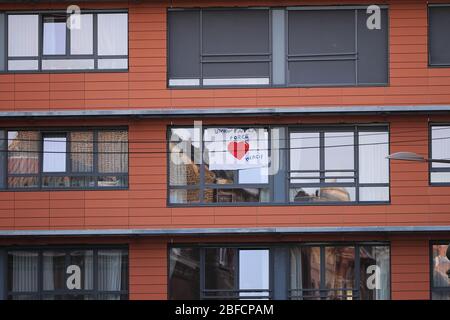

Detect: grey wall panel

[429,6,450,65]
[0,14,4,71]
[168,10,200,78]
[0,130,5,189]
[272,9,286,85]
[357,9,389,84]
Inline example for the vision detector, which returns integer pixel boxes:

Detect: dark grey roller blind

[168,10,200,79]
[429,6,450,66]
[357,8,388,84]
[0,14,4,72]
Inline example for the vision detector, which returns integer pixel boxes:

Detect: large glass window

[169,127,271,204]
[430,125,450,184]
[289,244,390,300]
[169,243,390,300]
[168,6,388,88]
[7,247,128,300]
[429,5,450,66]
[5,11,127,72]
[4,128,128,190]
[289,126,389,203]
[431,243,450,300]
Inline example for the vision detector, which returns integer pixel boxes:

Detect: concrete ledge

[0,225,450,238]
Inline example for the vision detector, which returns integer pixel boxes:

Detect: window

[430,125,450,184]
[289,244,390,300]
[287,7,388,86]
[3,11,127,72]
[289,126,389,203]
[4,128,128,190]
[169,247,270,300]
[429,5,450,66]
[168,125,390,205]
[168,127,271,204]
[169,243,390,300]
[7,247,128,300]
[431,242,450,300]
[167,6,388,88]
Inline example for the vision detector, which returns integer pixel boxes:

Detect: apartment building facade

[0,0,448,300]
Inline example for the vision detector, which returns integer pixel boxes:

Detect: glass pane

[359,131,389,183]
[97,13,128,56]
[432,126,450,168]
[8,131,39,174]
[70,132,93,173]
[359,187,389,202]
[325,132,354,182]
[97,294,123,300]
[238,167,269,184]
[432,291,450,300]
[8,251,38,293]
[431,172,450,183]
[98,249,127,292]
[8,176,38,188]
[98,131,128,173]
[205,248,236,298]
[70,14,93,55]
[42,176,96,188]
[43,136,67,173]
[290,187,355,202]
[8,15,39,57]
[290,132,320,183]
[41,59,94,70]
[325,246,355,300]
[359,246,390,300]
[43,294,93,300]
[432,244,450,288]
[69,250,94,290]
[289,246,321,300]
[239,250,269,299]
[169,248,201,300]
[9,294,38,300]
[43,251,66,291]
[204,188,270,203]
[97,176,128,188]
[169,189,200,204]
[203,128,269,185]
[43,16,67,55]
[169,128,201,186]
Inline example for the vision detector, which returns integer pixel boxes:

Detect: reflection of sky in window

[239,250,269,297]
[43,137,66,172]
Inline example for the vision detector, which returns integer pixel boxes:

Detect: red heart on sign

[227,141,249,160]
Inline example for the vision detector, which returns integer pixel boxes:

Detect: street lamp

[386,152,450,164]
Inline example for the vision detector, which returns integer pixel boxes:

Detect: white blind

[8,15,39,57]
[70,14,93,55]
[97,13,128,56]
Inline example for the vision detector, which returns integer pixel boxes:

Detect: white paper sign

[204,128,269,170]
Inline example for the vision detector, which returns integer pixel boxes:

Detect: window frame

[287,125,390,205]
[428,4,450,68]
[167,124,391,207]
[429,123,450,186]
[167,5,389,89]
[5,245,129,300]
[167,242,391,301]
[430,241,450,300]
[4,126,129,191]
[2,9,129,74]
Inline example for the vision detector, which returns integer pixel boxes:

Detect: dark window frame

[287,125,390,204]
[430,240,450,300]
[4,126,129,191]
[1,9,129,74]
[167,5,389,89]
[429,123,450,186]
[5,245,129,300]
[167,124,391,207]
[428,4,450,67]
[167,242,391,301]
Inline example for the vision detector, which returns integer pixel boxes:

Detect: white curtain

[97,13,128,56]
[12,251,38,292]
[358,131,389,184]
[375,246,390,300]
[98,250,123,292]
[8,15,39,57]
[70,14,93,55]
